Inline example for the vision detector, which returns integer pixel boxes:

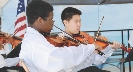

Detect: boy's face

[37,11,54,33]
[64,15,81,34]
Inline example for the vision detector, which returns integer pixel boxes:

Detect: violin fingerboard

[96,38,113,44]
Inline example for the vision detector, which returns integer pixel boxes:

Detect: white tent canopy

[1,0,133,33]
[28,0,133,5]
[0,0,9,17]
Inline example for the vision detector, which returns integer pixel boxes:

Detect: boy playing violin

[19,1,121,72]
[0,32,20,68]
[59,7,121,71]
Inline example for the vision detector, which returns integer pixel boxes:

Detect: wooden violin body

[73,32,109,50]
[0,32,22,49]
[9,36,22,49]
[74,31,131,53]
[45,35,66,47]
[44,33,79,47]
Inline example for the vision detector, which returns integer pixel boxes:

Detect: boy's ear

[37,17,43,25]
[63,20,68,26]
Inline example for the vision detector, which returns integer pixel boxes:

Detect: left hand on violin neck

[109,41,121,50]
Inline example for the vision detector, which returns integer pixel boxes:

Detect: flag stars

[17,0,25,14]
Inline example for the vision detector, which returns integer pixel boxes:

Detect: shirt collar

[26,27,42,36]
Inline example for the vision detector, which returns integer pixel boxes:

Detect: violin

[73,31,131,53]
[52,25,105,55]
[0,32,22,49]
[41,32,104,56]
[72,32,108,49]
[9,36,22,49]
[42,32,79,47]
[43,33,66,47]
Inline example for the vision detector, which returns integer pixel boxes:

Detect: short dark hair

[61,7,82,22]
[26,0,53,24]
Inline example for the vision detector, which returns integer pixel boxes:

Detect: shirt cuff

[102,45,115,54]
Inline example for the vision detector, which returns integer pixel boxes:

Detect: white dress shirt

[0,54,6,68]
[19,27,114,72]
[0,43,12,55]
[0,44,20,67]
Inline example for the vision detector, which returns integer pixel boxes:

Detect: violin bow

[93,17,131,53]
[94,16,104,43]
[53,25,76,38]
[93,16,105,56]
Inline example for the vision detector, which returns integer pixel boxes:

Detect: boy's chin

[73,31,80,34]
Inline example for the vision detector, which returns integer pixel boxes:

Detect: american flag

[14,0,27,37]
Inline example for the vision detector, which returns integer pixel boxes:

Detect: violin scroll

[121,44,132,53]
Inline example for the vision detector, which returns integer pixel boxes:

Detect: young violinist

[19,0,109,72]
[0,32,20,68]
[59,7,121,71]
[0,1,22,69]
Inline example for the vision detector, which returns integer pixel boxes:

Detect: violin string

[94,16,104,43]
[96,38,113,44]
